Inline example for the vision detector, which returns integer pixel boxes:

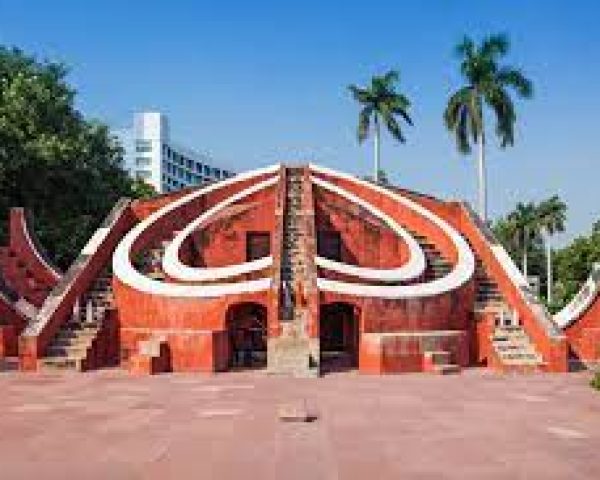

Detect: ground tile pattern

[0,365,599,479]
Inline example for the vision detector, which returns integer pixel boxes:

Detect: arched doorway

[225,302,267,370]
[319,302,359,373]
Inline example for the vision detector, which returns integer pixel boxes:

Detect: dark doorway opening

[319,302,359,373]
[226,303,267,370]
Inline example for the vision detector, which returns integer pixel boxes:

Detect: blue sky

[1,0,599,243]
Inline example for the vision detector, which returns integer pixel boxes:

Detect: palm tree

[537,195,567,303]
[507,202,541,281]
[349,70,413,183]
[444,33,533,222]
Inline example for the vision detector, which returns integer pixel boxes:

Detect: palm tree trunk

[522,227,529,281]
[374,114,380,183]
[546,233,553,303]
[477,129,487,222]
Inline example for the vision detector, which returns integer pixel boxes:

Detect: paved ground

[0,364,599,479]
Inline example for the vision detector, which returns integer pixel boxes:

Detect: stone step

[39,356,85,371]
[432,364,461,375]
[425,350,452,365]
[46,344,90,357]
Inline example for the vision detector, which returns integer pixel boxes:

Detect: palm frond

[381,110,406,143]
[444,86,476,153]
[357,106,373,143]
[538,195,567,234]
[456,106,472,154]
[455,35,475,59]
[348,84,372,104]
[486,86,515,148]
[480,33,509,59]
[496,67,533,98]
[381,69,399,85]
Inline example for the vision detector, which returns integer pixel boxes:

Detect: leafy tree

[553,223,600,310]
[130,178,157,199]
[0,46,146,268]
[444,33,533,221]
[507,202,542,279]
[492,196,566,300]
[348,70,413,183]
[537,195,567,303]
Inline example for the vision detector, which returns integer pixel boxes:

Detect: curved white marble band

[162,176,277,282]
[112,164,280,298]
[309,164,475,299]
[311,176,426,282]
[554,263,600,329]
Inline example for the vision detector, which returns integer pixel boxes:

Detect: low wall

[359,331,469,374]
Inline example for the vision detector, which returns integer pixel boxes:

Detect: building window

[136,157,151,166]
[246,232,271,261]
[186,172,192,182]
[213,168,221,178]
[135,139,152,152]
[136,170,151,180]
[186,158,193,169]
[317,231,342,261]
[196,163,203,173]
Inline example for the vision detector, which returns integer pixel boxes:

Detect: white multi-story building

[116,112,234,194]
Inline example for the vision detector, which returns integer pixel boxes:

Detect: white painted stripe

[310,164,475,299]
[112,164,279,298]
[311,176,425,282]
[82,227,110,256]
[554,263,600,329]
[162,177,277,281]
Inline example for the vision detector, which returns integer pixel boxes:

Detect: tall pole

[477,129,487,222]
[546,232,553,303]
[374,114,380,183]
[522,227,529,282]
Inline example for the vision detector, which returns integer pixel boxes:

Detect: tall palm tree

[444,33,533,222]
[507,202,541,281]
[349,70,413,183]
[537,195,567,303]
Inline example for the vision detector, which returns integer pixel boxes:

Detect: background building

[116,112,234,193]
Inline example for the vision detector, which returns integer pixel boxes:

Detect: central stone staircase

[268,167,317,377]
[40,270,114,371]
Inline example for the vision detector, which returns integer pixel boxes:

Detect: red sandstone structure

[1,164,599,375]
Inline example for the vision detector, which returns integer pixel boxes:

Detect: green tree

[537,195,567,303]
[553,223,600,310]
[130,178,157,199]
[444,33,533,221]
[0,46,143,268]
[348,70,413,183]
[507,202,542,279]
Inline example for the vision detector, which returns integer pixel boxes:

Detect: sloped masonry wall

[113,175,280,372]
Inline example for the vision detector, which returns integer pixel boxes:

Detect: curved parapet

[310,164,475,298]
[554,264,600,329]
[554,264,600,363]
[312,176,426,282]
[113,164,280,297]
[0,208,62,307]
